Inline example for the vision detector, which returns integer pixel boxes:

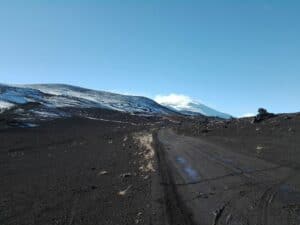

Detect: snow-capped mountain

[0,84,176,120]
[177,102,231,119]
[155,94,231,119]
[0,84,231,123]
[22,84,176,115]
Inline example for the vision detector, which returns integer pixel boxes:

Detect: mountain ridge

[155,94,232,119]
[0,83,231,120]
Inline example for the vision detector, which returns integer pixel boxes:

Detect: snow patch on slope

[23,84,173,114]
[0,100,15,112]
[0,90,30,104]
[0,84,176,120]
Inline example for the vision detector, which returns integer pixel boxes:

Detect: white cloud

[154,93,232,119]
[240,113,256,118]
[154,94,193,110]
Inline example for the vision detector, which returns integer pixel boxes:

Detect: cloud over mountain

[155,94,231,119]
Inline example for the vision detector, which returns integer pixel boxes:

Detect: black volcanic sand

[1,113,300,225]
[0,118,166,225]
[175,113,300,169]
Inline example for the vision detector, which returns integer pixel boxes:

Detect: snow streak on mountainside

[0,84,231,122]
[23,84,175,114]
[0,84,175,118]
[155,94,231,119]
[0,100,14,112]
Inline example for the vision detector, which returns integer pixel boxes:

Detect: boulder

[253,108,275,123]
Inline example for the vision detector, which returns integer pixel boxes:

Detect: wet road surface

[158,128,300,225]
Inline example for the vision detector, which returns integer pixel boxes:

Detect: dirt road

[158,128,300,225]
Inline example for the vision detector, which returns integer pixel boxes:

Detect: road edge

[152,130,195,225]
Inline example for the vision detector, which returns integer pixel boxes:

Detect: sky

[0,1,299,117]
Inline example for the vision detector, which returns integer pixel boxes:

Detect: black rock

[253,108,275,123]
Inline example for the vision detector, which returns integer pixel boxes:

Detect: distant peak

[155,93,231,119]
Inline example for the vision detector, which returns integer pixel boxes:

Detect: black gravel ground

[0,118,165,225]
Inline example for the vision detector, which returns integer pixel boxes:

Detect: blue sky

[0,1,299,117]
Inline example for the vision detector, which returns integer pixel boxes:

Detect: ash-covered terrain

[0,84,299,225]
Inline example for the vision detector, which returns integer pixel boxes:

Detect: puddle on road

[183,167,200,181]
[176,156,187,165]
[175,156,200,181]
